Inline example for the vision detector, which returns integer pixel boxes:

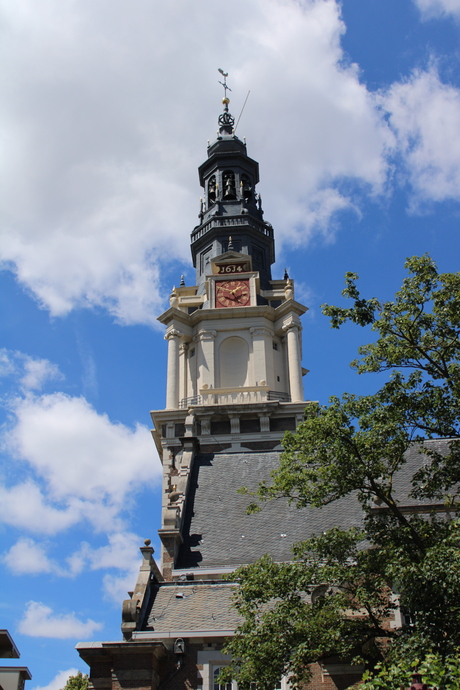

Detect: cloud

[102,567,140,605]
[0,392,161,534]
[381,67,460,207]
[0,482,80,535]
[0,0,394,324]
[413,0,460,19]
[18,601,102,639]
[3,532,143,597]
[32,668,81,690]
[0,349,62,391]
[20,358,63,391]
[0,350,17,378]
[65,532,142,589]
[69,532,141,572]
[3,537,57,575]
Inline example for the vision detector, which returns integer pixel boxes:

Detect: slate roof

[391,438,451,506]
[176,441,454,570]
[144,582,239,633]
[143,441,453,637]
[175,451,363,570]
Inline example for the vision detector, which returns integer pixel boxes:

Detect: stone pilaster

[250,326,272,387]
[194,329,217,390]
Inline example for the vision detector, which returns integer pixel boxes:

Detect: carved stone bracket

[258,413,271,432]
[194,329,217,342]
[250,327,272,338]
[229,415,240,434]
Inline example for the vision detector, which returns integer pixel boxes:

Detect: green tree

[361,652,460,690]
[61,671,88,690]
[222,256,460,690]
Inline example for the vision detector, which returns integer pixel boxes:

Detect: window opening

[241,174,253,202]
[208,175,217,205]
[213,668,232,690]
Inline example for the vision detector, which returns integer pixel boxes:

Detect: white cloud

[102,567,140,605]
[18,601,102,639]
[414,0,460,19]
[32,668,81,690]
[0,349,62,391]
[0,481,80,535]
[0,0,394,324]
[0,350,17,378]
[381,67,460,207]
[0,392,161,534]
[65,532,142,580]
[20,358,63,391]
[71,532,141,571]
[3,537,56,575]
[4,533,143,596]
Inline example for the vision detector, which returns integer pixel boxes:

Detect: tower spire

[217,68,235,135]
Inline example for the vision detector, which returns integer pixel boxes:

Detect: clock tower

[78,85,368,690]
[77,81,437,690]
[150,92,309,580]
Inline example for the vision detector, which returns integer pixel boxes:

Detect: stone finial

[284,278,294,300]
[170,286,179,308]
[144,539,151,546]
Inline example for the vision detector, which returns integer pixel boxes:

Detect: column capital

[282,322,300,334]
[165,327,182,341]
[194,329,217,342]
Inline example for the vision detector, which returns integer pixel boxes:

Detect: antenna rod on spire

[235,90,250,133]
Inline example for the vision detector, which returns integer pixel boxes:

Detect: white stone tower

[150,92,309,580]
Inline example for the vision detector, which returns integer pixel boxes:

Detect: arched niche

[219,336,249,388]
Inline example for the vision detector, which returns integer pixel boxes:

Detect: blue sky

[1,0,460,687]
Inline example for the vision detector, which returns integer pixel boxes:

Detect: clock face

[215,279,250,308]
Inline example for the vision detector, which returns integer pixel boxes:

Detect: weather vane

[218,68,232,99]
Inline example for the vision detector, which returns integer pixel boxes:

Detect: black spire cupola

[191,74,275,293]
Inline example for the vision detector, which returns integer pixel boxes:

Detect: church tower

[150,90,309,581]
[77,82,438,690]
[78,84,329,690]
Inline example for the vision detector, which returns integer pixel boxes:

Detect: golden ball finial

[222,97,230,105]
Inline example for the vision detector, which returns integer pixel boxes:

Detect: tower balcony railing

[178,396,203,409]
[267,390,292,402]
[179,387,291,408]
[191,215,273,243]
